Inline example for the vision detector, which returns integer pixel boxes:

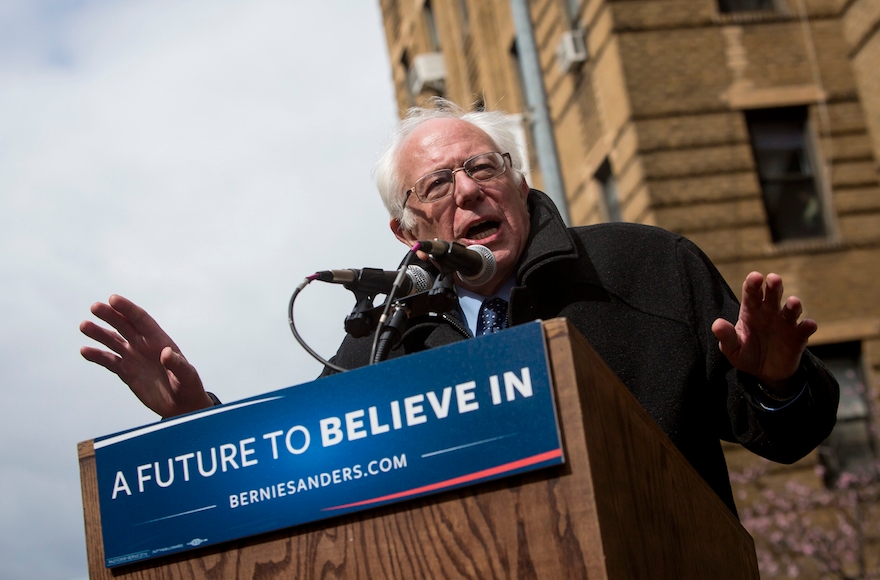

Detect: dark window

[745,106,829,243]
[811,342,877,485]
[401,50,415,106]
[563,0,582,25]
[718,0,775,12]
[424,1,440,51]
[459,0,469,34]
[509,41,527,114]
[596,159,622,222]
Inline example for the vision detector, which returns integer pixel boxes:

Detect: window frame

[744,105,834,244]
[811,341,878,486]
[595,158,622,223]
[717,0,778,14]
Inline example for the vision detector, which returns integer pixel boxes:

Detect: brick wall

[378,4,880,573]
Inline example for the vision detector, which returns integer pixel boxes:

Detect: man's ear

[518,175,530,200]
[390,218,418,247]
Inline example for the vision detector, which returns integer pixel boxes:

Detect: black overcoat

[326,190,839,514]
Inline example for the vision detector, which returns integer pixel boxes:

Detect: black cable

[369,249,419,365]
[373,307,409,363]
[288,277,347,373]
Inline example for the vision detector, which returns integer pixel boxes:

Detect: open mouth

[465,220,500,241]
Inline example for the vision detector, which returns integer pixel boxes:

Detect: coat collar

[516,189,580,286]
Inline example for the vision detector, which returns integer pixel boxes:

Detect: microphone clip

[342,269,394,338]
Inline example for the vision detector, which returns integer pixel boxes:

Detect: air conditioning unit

[409,52,446,95]
[556,29,588,73]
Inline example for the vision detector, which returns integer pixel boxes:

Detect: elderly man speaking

[81,101,839,514]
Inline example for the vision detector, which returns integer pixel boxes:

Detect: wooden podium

[78,319,759,579]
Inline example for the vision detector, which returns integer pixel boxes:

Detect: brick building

[378,0,880,575]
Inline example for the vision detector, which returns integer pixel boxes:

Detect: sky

[0,2,404,578]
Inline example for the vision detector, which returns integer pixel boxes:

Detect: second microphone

[311,266,434,297]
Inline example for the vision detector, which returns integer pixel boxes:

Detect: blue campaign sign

[93,321,564,568]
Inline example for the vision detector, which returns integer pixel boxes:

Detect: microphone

[414,240,497,287]
[310,265,433,296]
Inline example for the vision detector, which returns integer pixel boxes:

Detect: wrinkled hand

[80,295,214,418]
[712,272,817,397]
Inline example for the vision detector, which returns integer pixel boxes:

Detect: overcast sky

[0,2,403,578]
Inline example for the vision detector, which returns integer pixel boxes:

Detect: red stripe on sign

[322,448,562,511]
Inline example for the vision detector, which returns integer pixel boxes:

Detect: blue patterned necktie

[476,297,509,336]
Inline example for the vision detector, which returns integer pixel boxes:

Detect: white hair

[374,98,525,231]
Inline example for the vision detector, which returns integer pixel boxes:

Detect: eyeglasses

[405,151,511,205]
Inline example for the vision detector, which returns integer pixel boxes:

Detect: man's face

[390,118,531,295]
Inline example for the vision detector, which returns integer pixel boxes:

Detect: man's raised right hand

[80,295,214,419]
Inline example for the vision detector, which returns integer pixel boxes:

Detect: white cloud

[0,2,401,578]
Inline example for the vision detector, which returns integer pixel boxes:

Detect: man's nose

[452,169,484,206]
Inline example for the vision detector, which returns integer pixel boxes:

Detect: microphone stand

[344,290,382,339]
[370,264,458,364]
[289,254,455,372]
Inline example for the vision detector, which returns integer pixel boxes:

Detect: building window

[812,342,877,485]
[563,0,582,25]
[509,41,528,118]
[459,0,469,34]
[595,159,622,222]
[718,0,775,12]
[424,1,441,51]
[745,106,829,243]
[401,50,415,106]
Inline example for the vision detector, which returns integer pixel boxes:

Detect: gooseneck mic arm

[369,251,424,364]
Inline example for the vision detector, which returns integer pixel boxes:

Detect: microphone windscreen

[406,265,433,293]
[457,244,496,287]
